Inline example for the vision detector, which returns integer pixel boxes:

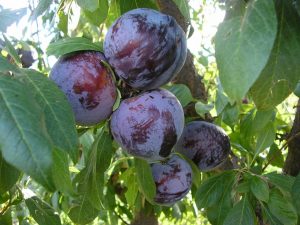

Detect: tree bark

[283,99,300,176]
[130,211,159,225]
[157,0,208,104]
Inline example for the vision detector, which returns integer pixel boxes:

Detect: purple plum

[175,121,231,171]
[110,89,184,161]
[151,155,192,205]
[49,51,117,126]
[104,8,187,90]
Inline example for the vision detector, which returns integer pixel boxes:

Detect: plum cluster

[49,8,230,206]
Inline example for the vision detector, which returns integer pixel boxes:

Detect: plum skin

[151,155,192,205]
[49,51,117,126]
[104,8,187,90]
[174,121,231,171]
[110,89,184,161]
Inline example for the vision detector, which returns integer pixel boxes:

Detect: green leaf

[68,198,99,225]
[199,55,208,67]
[57,11,68,35]
[83,0,108,26]
[251,0,300,110]
[296,0,300,16]
[0,55,20,74]
[46,37,102,57]
[196,171,236,209]
[3,35,21,66]
[134,158,156,203]
[19,70,79,162]
[0,75,54,190]
[254,122,275,157]
[215,0,277,101]
[266,144,284,168]
[25,196,61,225]
[120,167,139,206]
[252,109,276,135]
[294,81,300,97]
[30,0,52,20]
[215,88,229,115]
[76,0,99,12]
[265,172,295,196]
[52,150,74,196]
[177,153,201,187]
[172,0,190,21]
[221,103,239,128]
[0,209,12,225]
[262,202,284,225]
[118,0,157,14]
[195,101,214,117]
[267,189,298,225]
[250,176,269,202]
[0,152,20,194]
[75,129,113,209]
[236,181,251,194]
[292,173,300,215]
[0,8,27,32]
[206,172,236,225]
[165,84,193,107]
[223,196,255,225]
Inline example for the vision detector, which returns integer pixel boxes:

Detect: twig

[114,209,129,225]
[0,194,12,216]
[262,131,300,172]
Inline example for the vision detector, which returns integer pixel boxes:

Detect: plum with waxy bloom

[49,51,117,126]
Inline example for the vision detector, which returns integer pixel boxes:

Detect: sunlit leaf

[46,37,102,57]
[215,0,277,101]
[166,84,193,107]
[19,70,79,162]
[76,0,99,12]
[251,0,300,109]
[0,75,54,190]
[83,0,108,26]
[30,0,52,20]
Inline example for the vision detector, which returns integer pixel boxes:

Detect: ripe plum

[151,155,192,205]
[175,121,231,171]
[49,51,117,126]
[110,89,184,161]
[104,8,187,90]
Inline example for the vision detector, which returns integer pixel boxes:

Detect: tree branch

[157,0,209,119]
[283,99,300,176]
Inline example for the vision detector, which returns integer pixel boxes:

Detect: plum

[104,8,187,90]
[110,89,184,161]
[49,51,117,126]
[151,155,192,205]
[18,49,34,68]
[174,121,231,171]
